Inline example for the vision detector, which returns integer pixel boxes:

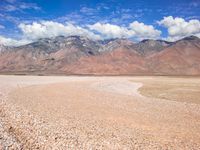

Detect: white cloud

[158,16,200,41]
[2,2,41,12]
[88,22,131,39]
[88,21,161,39]
[129,21,161,39]
[80,7,97,15]
[1,20,162,46]
[4,5,17,12]
[18,21,101,40]
[0,36,31,46]
[19,2,41,11]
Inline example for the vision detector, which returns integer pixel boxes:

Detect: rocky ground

[0,75,200,149]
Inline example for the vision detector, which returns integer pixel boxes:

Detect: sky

[0,0,200,46]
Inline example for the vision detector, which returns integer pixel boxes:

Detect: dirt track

[0,75,200,149]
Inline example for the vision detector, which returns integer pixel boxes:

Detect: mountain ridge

[0,35,199,75]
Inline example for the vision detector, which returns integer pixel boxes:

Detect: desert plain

[0,75,200,149]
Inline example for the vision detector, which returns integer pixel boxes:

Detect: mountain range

[0,35,200,75]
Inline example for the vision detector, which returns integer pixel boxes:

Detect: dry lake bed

[0,75,200,149]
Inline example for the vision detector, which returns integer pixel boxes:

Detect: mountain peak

[181,35,199,41]
[0,34,200,75]
[133,39,173,55]
[140,39,155,43]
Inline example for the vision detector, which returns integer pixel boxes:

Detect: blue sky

[0,0,200,46]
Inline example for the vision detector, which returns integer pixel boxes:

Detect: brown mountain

[0,35,199,75]
[147,36,200,75]
[133,39,173,56]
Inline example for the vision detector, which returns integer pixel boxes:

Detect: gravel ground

[0,75,200,149]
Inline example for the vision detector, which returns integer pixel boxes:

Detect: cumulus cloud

[0,36,31,46]
[129,21,161,39]
[158,16,200,41]
[88,21,161,39]
[1,20,162,46]
[18,21,101,40]
[88,22,131,39]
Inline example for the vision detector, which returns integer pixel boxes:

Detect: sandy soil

[0,75,200,149]
[137,77,200,104]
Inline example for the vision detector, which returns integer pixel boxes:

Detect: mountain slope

[133,39,173,55]
[0,36,101,73]
[62,47,146,75]
[0,35,199,75]
[147,36,200,75]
